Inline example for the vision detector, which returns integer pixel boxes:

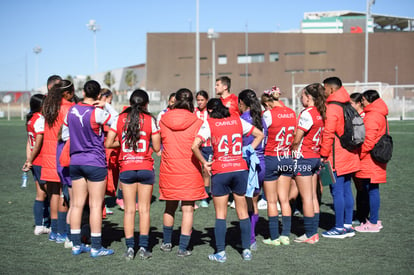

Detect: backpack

[329,101,365,151]
[370,116,393,163]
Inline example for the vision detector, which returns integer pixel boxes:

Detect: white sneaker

[258,199,268,210]
[64,237,73,248]
[34,226,50,235]
[277,202,281,212]
[229,201,236,209]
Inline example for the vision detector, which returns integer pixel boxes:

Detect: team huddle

[23,75,389,262]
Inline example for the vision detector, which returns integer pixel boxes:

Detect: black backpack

[370,116,393,163]
[329,101,365,151]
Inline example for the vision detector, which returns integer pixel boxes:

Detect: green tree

[125,70,137,90]
[66,75,74,83]
[104,71,115,89]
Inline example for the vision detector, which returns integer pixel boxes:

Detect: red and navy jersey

[111,112,159,172]
[195,107,211,147]
[263,106,296,156]
[296,106,324,158]
[221,94,241,116]
[27,112,44,166]
[197,115,253,174]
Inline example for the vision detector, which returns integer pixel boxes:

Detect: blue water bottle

[21,171,28,188]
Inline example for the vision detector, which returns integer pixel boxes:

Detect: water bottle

[21,171,28,188]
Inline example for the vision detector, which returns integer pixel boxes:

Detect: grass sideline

[0,118,413,274]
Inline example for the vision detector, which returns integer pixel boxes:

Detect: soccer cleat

[229,201,236,209]
[262,238,281,246]
[199,200,209,208]
[177,249,192,257]
[355,220,380,233]
[116,199,124,210]
[294,233,319,244]
[72,244,91,255]
[48,231,58,241]
[250,241,257,251]
[138,247,152,259]
[344,227,356,237]
[160,242,172,252]
[242,249,252,261]
[322,227,347,239]
[124,247,134,260]
[90,247,114,258]
[34,226,50,235]
[55,233,67,244]
[105,207,113,215]
[257,198,268,210]
[208,251,227,263]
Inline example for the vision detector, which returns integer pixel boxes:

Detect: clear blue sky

[0,0,413,91]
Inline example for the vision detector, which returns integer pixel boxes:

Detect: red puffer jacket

[159,109,207,201]
[355,98,388,183]
[320,86,360,176]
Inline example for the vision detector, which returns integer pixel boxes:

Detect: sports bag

[370,116,393,163]
[329,101,365,151]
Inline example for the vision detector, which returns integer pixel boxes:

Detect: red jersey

[296,106,324,158]
[263,106,296,157]
[197,115,253,174]
[110,112,159,172]
[221,94,240,116]
[26,112,44,166]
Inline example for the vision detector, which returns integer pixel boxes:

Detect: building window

[309,51,327,55]
[308,68,335,73]
[218,72,232,76]
[200,57,207,60]
[285,69,304,73]
[269,52,279,62]
[178,56,193,60]
[240,73,252,77]
[237,54,265,64]
[218,55,227,65]
[284,52,305,56]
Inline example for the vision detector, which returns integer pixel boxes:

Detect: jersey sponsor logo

[214,119,238,127]
[277,113,295,119]
[71,108,90,127]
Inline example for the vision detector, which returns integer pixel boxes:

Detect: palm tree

[104,71,115,89]
[125,70,137,90]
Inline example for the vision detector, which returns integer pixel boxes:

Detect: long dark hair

[121,89,151,152]
[172,88,194,112]
[362,90,380,103]
[26,94,46,124]
[207,98,230,119]
[42,79,74,127]
[238,89,263,131]
[304,83,327,120]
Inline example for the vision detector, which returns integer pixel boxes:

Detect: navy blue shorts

[201,146,213,161]
[294,158,321,176]
[264,155,294,181]
[31,165,46,185]
[211,170,248,196]
[70,165,107,182]
[120,170,155,185]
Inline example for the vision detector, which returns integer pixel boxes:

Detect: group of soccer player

[23,74,388,262]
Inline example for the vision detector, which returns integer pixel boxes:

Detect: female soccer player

[158,88,207,257]
[354,90,388,232]
[192,98,264,263]
[105,89,161,260]
[195,90,212,208]
[291,83,326,244]
[22,94,49,235]
[62,80,114,257]
[262,86,296,246]
[40,76,74,243]
[238,89,267,250]
[350,92,365,119]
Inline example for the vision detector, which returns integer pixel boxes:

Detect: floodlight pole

[33,46,42,90]
[195,0,200,92]
[208,29,219,98]
[364,0,375,83]
[87,20,99,74]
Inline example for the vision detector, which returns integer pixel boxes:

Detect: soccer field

[0,119,413,274]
